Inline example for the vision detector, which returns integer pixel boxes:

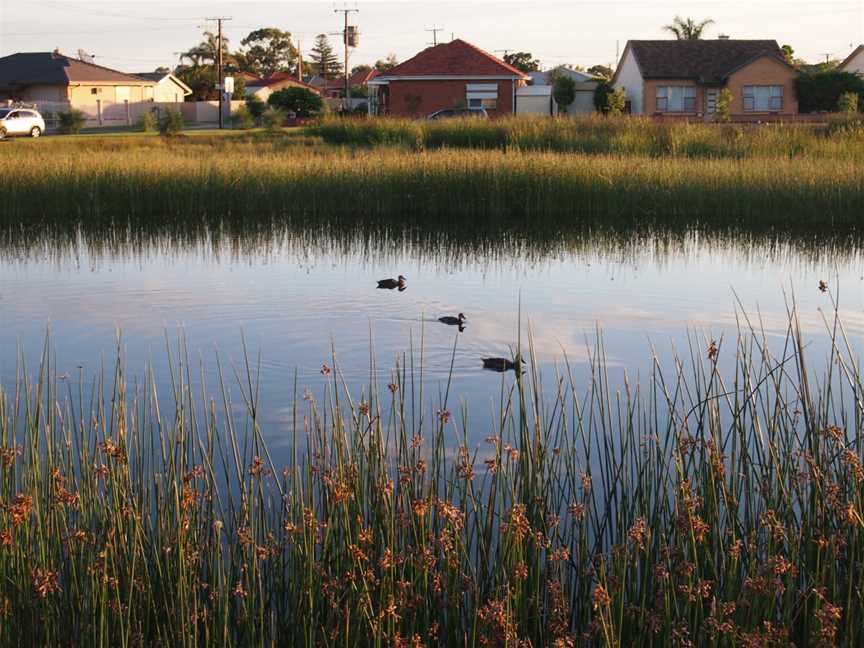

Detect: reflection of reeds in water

[3,296,864,645]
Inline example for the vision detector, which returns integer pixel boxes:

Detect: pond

[2,223,862,463]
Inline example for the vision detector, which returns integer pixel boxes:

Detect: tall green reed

[2,294,864,646]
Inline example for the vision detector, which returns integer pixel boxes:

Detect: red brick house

[245,72,321,103]
[367,39,529,117]
[311,68,380,98]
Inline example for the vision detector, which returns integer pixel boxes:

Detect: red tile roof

[381,39,528,78]
[247,73,321,93]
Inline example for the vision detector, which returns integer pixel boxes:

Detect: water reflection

[1,218,863,461]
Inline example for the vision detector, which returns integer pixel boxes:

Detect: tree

[181,31,230,67]
[587,64,613,80]
[374,54,399,72]
[267,86,324,118]
[351,64,373,75]
[154,66,170,74]
[310,34,342,79]
[663,16,714,40]
[781,44,795,64]
[240,28,297,77]
[552,74,576,113]
[503,52,540,73]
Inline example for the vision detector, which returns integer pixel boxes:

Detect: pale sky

[2,0,862,73]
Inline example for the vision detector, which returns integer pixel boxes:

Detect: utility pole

[207,17,231,129]
[296,40,303,81]
[335,7,359,111]
[425,27,443,46]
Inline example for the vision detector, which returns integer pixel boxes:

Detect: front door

[706,89,718,121]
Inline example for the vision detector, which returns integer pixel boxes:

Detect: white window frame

[466,83,498,111]
[743,85,784,112]
[655,86,696,113]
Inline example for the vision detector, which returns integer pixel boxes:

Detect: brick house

[612,39,798,120]
[367,39,529,117]
[311,67,380,98]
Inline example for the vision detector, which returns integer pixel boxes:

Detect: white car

[0,108,46,139]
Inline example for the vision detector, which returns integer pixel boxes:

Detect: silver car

[0,108,46,138]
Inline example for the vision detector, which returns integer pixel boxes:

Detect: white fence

[22,100,245,129]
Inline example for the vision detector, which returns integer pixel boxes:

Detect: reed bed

[308,115,864,161]
[2,295,864,646]
[3,136,864,228]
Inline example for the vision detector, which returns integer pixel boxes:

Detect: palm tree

[663,16,715,40]
[182,31,232,67]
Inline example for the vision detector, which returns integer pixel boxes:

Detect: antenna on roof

[425,27,444,46]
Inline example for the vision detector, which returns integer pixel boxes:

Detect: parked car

[0,108,45,138]
[426,107,489,120]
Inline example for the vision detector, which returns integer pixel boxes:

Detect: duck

[481,354,525,373]
[377,275,407,291]
[438,313,467,327]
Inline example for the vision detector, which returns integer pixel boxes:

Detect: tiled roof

[626,40,787,83]
[247,73,321,93]
[0,52,152,87]
[381,39,529,78]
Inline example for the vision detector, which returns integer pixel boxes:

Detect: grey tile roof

[628,40,787,83]
[0,52,151,88]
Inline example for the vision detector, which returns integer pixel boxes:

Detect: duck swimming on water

[438,313,466,327]
[481,354,525,373]
[377,275,407,291]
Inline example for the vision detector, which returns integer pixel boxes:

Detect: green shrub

[158,108,184,137]
[593,82,613,113]
[231,105,254,129]
[267,87,324,118]
[136,110,158,133]
[838,91,859,114]
[795,71,864,113]
[262,107,285,132]
[58,109,86,134]
[605,88,627,116]
[715,88,733,123]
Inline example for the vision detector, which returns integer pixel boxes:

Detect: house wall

[613,49,644,114]
[152,80,187,103]
[384,79,519,117]
[726,57,798,115]
[68,84,153,106]
[840,48,864,75]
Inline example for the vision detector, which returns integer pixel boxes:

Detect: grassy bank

[308,114,864,160]
[3,298,864,646]
[2,134,864,229]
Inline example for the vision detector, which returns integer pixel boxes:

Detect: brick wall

[726,56,798,115]
[384,79,517,117]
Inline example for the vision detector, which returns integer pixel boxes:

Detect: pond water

[2,225,863,461]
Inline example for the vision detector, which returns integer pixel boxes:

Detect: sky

[1,0,863,74]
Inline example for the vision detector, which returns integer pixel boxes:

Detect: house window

[655,86,696,112]
[90,88,101,95]
[468,97,497,110]
[743,85,784,112]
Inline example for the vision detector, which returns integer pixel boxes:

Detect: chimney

[51,47,62,57]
